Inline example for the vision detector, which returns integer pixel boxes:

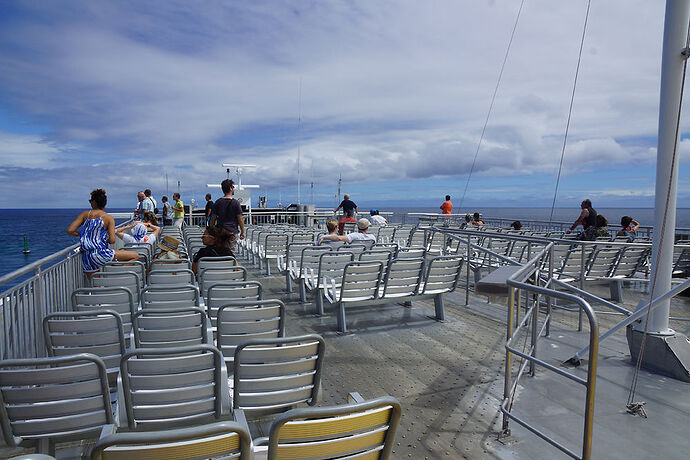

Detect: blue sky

[0,0,688,210]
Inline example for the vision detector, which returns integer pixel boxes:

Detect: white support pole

[638,0,690,334]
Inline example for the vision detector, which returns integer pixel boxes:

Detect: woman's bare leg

[114,250,140,262]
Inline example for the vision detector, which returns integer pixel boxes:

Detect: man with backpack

[208,179,245,253]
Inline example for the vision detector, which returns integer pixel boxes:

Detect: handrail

[0,243,80,287]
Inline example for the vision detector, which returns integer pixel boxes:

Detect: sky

[0,0,688,210]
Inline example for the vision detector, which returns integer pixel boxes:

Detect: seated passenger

[319,218,376,245]
[317,219,340,245]
[617,216,639,240]
[338,210,358,235]
[510,221,522,231]
[156,235,181,260]
[191,226,233,274]
[369,209,388,226]
[471,212,484,226]
[116,220,161,245]
[460,214,472,229]
[595,215,610,239]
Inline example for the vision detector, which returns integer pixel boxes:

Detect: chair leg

[434,294,446,321]
[266,259,271,276]
[286,273,293,293]
[299,280,306,302]
[316,291,324,316]
[337,301,348,333]
[610,280,623,302]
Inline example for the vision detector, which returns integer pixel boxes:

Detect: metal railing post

[546,245,553,337]
[465,237,470,305]
[502,286,515,435]
[579,243,585,331]
[32,266,46,358]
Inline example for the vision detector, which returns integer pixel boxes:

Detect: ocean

[1,207,689,287]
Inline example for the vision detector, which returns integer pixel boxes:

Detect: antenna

[337,173,342,204]
[297,77,302,204]
[221,164,257,190]
[165,171,169,196]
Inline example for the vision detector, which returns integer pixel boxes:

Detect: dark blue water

[2,207,689,283]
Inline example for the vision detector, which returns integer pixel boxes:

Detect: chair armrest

[348,391,365,403]
[253,436,269,446]
[99,423,117,440]
[323,275,337,304]
[304,267,316,290]
[276,254,286,272]
[116,373,126,427]
[220,358,231,416]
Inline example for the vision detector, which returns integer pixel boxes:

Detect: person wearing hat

[369,209,387,226]
[156,235,181,260]
[116,220,161,245]
[318,218,376,245]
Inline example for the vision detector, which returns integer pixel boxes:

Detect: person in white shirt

[116,221,160,245]
[318,218,376,245]
[369,209,387,226]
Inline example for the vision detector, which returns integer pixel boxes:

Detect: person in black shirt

[566,198,598,240]
[191,226,233,274]
[204,193,213,226]
[335,194,357,215]
[209,179,245,253]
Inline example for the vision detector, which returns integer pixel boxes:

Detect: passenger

[317,219,340,245]
[116,219,161,245]
[143,189,157,214]
[319,218,376,245]
[617,216,639,240]
[172,193,184,228]
[460,213,472,229]
[143,211,158,226]
[209,179,245,254]
[204,193,213,226]
[161,196,173,226]
[566,199,597,239]
[133,191,145,220]
[155,235,181,260]
[369,209,388,226]
[191,226,234,274]
[471,212,484,226]
[335,194,358,216]
[66,189,139,277]
[338,209,358,235]
[440,195,453,215]
[510,221,522,231]
[595,215,611,239]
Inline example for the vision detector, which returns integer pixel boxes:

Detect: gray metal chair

[199,266,248,301]
[118,344,230,430]
[43,310,126,388]
[257,394,401,460]
[90,271,141,310]
[216,300,286,368]
[141,284,200,311]
[72,287,136,341]
[132,307,210,348]
[232,335,325,416]
[147,267,196,286]
[206,281,263,328]
[90,421,252,460]
[0,354,113,455]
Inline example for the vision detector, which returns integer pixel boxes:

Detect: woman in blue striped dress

[66,189,139,276]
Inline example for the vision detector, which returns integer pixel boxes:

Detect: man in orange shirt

[440,195,453,214]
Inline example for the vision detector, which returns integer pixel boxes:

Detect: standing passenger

[172,193,184,228]
[335,194,358,216]
[133,191,145,220]
[204,193,213,226]
[566,199,598,240]
[161,196,173,226]
[209,179,245,254]
[440,195,453,215]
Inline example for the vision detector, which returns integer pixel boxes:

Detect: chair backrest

[342,221,358,234]
[316,252,355,288]
[426,230,446,254]
[393,226,414,245]
[43,311,126,376]
[147,267,196,286]
[338,261,384,302]
[263,234,289,257]
[141,285,200,311]
[291,233,315,244]
[199,266,248,299]
[133,307,208,348]
[197,256,237,273]
[123,243,152,266]
[585,247,622,278]
[266,396,402,460]
[216,300,286,363]
[614,247,650,278]
[72,287,136,337]
[298,247,332,277]
[408,228,426,247]
[90,421,252,460]
[397,246,426,259]
[382,258,425,298]
[376,226,396,243]
[421,256,463,295]
[91,271,141,307]
[150,258,192,270]
[0,354,112,447]
[359,249,394,265]
[120,345,227,430]
[207,281,263,327]
[232,335,325,414]
[103,261,146,288]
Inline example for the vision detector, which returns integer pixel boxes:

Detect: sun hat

[131,223,147,241]
[158,235,180,253]
[370,209,377,215]
[357,218,370,230]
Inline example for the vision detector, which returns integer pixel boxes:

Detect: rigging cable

[548,0,592,224]
[626,16,690,416]
[458,0,525,211]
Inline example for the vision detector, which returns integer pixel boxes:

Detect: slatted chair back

[265,396,402,460]
[420,256,463,295]
[342,221,358,235]
[150,258,192,271]
[90,421,252,460]
[408,228,427,248]
[119,345,228,430]
[72,287,136,339]
[673,247,690,276]
[0,354,113,450]
[486,237,512,257]
[585,247,622,278]
[376,226,396,244]
[133,308,209,349]
[426,230,446,254]
[374,242,399,254]
[43,311,126,386]
[359,249,394,265]
[123,243,152,267]
[207,281,263,327]
[232,335,325,414]
[337,243,367,259]
[555,245,594,281]
[613,247,650,278]
[103,261,146,288]
[337,261,384,302]
[260,234,290,275]
[199,266,248,300]
[147,267,196,286]
[313,252,355,289]
[291,232,315,244]
[298,246,332,278]
[382,258,424,298]
[141,285,200,311]
[394,226,414,246]
[279,242,311,273]
[197,256,238,273]
[216,300,286,366]
[91,271,141,308]
[397,246,426,259]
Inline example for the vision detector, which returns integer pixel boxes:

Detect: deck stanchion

[502,286,515,435]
